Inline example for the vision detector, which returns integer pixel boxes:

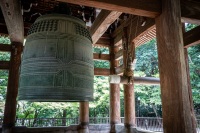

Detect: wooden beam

[115,65,123,75]
[183,26,200,48]
[94,68,110,76]
[93,53,110,61]
[57,0,161,18]
[94,34,111,47]
[110,75,160,85]
[58,0,200,22]
[0,1,24,132]
[90,10,121,44]
[0,44,11,52]
[115,49,123,60]
[0,19,30,36]
[113,17,155,47]
[134,77,160,85]
[2,43,23,133]
[181,1,200,25]
[155,0,195,132]
[0,61,10,70]
[0,0,24,42]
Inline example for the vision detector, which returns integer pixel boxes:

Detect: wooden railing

[0,117,199,132]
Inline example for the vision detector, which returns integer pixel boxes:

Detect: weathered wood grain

[90,10,121,44]
[155,0,195,132]
[183,26,200,48]
[57,0,161,18]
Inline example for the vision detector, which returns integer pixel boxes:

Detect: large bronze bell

[18,14,94,102]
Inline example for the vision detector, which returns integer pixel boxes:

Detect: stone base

[11,125,157,133]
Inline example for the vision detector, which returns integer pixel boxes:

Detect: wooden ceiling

[0,0,200,75]
[0,0,200,48]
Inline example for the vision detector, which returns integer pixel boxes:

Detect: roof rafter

[184,26,200,48]
[58,0,200,23]
[90,10,121,45]
[58,0,161,18]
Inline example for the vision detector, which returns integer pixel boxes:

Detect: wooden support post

[122,27,136,129]
[109,42,121,132]
[155,0,196,132]
[124,84,135,128]
[182,25,197,133]
[79,102,89,133]
[2,42,23,133]
[184,49,197,133]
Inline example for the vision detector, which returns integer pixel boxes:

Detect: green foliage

[185,23,198,32]
[94,60,110,68]
[93,47,109,54]
[90,76,110,117]
[134,40,161,117]
[135,39,159,77]
[93,47,110,69]
[0,30,199,119]
[188,45,200,104]
[0,36,11,44]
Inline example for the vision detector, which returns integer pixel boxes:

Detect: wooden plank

[90,10,121,44]
[0,44,11,52]
[181,1,200,24]
[57,0,161,18]
[0,61,10,70]
[115,49,123,60]
[115,65,123,75]
[134,77,160,85]
[0,0,24,42]
[1,2,24,131]
[94,68,110,76]
[94,34,111,47]
[2,42,23,133]
[155,0,195,132]
[58,0,200,22]
[0,19,30,36]
[113,17,155,47]
[183,26,200,48]
[110,75,160,85]
[93,53,110,61]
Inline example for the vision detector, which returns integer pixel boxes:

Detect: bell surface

[19,14,94,102]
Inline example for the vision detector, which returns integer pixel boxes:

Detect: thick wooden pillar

[3,42,23,133]
[79,102,89,133]
[124,84,135,128]
[155,0,195,132]
[184,49,197,133]
[182,24,197,133]
[1,0,24,132]
[109,42,121,132]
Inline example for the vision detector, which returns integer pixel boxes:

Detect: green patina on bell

[18,14,94,102]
